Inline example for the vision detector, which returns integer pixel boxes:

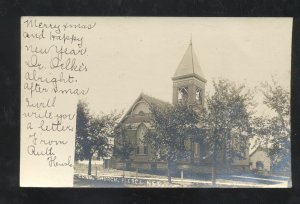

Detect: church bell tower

[172,39,206,106]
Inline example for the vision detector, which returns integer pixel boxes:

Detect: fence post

[181,170,184,180]
[136,168,138,179]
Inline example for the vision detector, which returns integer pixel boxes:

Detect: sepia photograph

[70,18,292,188]
[20,17,292,188]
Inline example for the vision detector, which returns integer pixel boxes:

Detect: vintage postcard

[20,17,292,187]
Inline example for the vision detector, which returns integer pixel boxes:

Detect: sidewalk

[74,168,289,188]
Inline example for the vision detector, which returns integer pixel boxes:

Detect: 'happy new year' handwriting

[21,17,94,177]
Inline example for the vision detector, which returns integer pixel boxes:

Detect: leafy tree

[144,103,199,183]
[202,79,253,184]
[75,100,90,162]
[259,79,290,173]
[113,124,135,175]
[75,100,122,175]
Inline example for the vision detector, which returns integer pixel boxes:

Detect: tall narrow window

[144,146,148,154]
[178,87,188,102]
[136,124,148,155]
[194,142,200,158]
[196,88,202,104]
[200,143,208,159]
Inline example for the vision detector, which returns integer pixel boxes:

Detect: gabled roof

[249,145,268,157]
[173,41,206,83]
[120,93,171,123]
[141,93,171,108]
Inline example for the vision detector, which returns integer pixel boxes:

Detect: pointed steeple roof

[173,40,206,83]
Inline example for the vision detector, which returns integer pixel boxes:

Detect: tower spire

[172,38,206,82]
[172,38,206,106]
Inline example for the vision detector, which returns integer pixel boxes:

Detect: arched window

[256,161,264,170]
[138,110,145,116]
[131,101,151,115]
[195,88,202,104]
[178,87,188,102]
[136,124,148,155]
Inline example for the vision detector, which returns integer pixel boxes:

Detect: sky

[79,17,292,116]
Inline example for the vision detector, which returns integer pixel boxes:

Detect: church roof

[173,41,206,83]
[141,93,171,108]
[120,93,171,123]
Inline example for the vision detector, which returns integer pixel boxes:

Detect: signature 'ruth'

[27,145,54,156]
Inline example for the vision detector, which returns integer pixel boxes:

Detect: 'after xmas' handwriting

[21,18,95,169]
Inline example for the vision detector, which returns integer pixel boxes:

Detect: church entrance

[104,159,110,169]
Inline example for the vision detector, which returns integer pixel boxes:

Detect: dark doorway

[256,161,264,170]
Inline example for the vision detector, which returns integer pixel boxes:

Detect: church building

[111,41,249,174]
